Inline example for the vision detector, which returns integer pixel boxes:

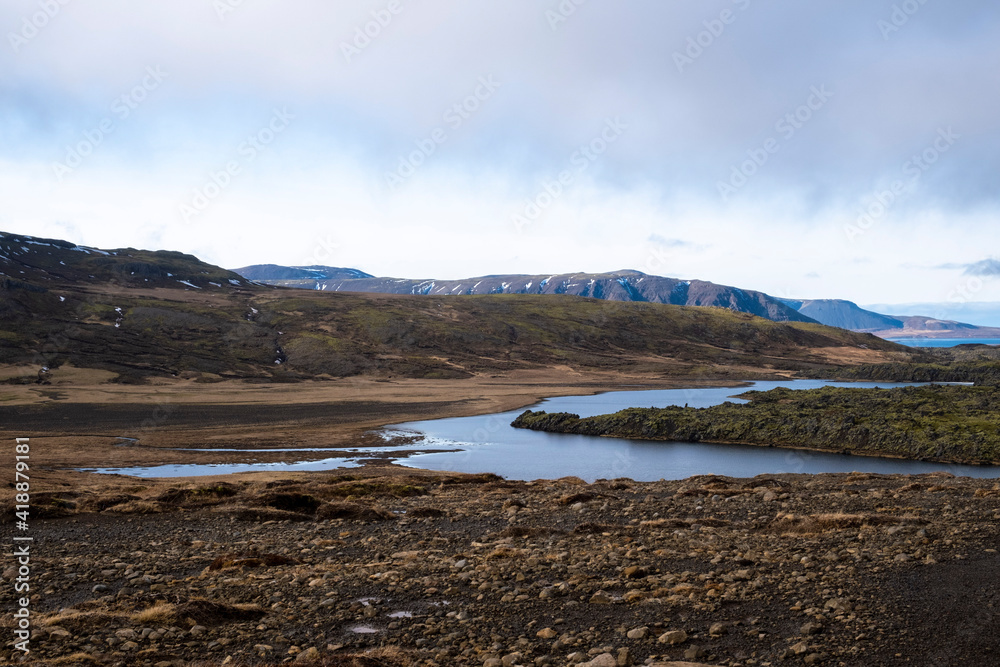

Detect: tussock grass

[768,512,913,534]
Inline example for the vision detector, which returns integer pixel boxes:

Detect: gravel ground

[3,468,1000,667]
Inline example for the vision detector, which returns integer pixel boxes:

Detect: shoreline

[3,370,750,487]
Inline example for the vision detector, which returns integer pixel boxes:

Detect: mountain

[779,296,1000,339]
[231,267,816,324]
[777,299,904,331]
[0,231,249,290]
[871,316,1000,340]
[234,264,373,284]
[0,231,903,383]
[863,302,1000,329]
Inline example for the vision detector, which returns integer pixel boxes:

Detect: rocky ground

[4,466,1000,667]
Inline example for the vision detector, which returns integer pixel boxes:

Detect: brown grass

[208,553,296,571]
[768,512,907,534]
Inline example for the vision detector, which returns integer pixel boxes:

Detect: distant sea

[887,338,1000,348]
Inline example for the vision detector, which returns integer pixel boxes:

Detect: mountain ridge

[0,231,905,383]
[232,266,817,324]
[778,296,1000,339]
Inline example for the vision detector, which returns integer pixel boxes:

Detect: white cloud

[2,0,999,305]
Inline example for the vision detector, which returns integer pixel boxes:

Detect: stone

[684,645,706,660]
[536,627,558,639]
[624,565,646,578]
[295,647,320,662]
[800,621,823,635]
[589,591,613,604]
[580,654,617,667]
[658,629,688,644]
[825,598,852,614]
[626,626,649,639]
[502,652,523,666]
[709,621,727,636]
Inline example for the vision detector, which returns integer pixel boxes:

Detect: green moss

[513,384,1000,464]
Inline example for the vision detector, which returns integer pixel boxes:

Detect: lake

[85,379,1000,481]
[887,338,1000,348]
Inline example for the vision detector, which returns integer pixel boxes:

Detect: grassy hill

[0,231,909,384]
[512,384,1000,464]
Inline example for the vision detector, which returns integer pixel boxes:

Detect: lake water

[392,380,1000,481]
[85,379,1000,481]
[888,338,1000,348]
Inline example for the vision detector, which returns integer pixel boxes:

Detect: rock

[616,647,631,666]
[684,645,706,660]
[295,647,320,662]
[536,627,558,639]
[790,641,810,655]
[626,626,649,639]
[189,624,208,636]
[92,584,109,593]
[580,654,617,667]
[502,652,523,666]
[589,590,613,604]
[483,659,502,667]
[709,621,727,636]
[800,621,823,635]
[624,565,646,578]
[658,629,688,644]
[825,598,852,614]
[805,653,828,665]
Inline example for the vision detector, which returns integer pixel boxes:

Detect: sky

[1,0,999,308]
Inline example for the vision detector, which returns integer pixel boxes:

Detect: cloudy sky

[2,0,998,307]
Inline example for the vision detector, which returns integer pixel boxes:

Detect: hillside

[778,298,903,331]
[512,384,1000,465]
[232,267,815,324]
[0,231,249,289]
[0,231,908,384]
[872,316,1000,340]
[779,296,1000,339]
[234,264,373,284]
